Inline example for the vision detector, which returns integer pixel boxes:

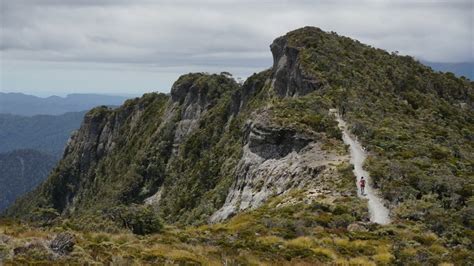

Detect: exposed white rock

[144,187,163,206]
[210,139,341,223]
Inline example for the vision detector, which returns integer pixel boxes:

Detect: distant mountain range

[0,93,135,212]
[0,112,86,211]
[0,93,131,116]
[0,149,56,212]
[0,112,87,159]
[424,62,474,80]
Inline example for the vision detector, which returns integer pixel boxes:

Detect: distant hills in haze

[0,111,87,159]
[0,92,136,212]
[424,61,474,80]
[0,110,90,213]
[0,149,57,212]
[0,93,131,116]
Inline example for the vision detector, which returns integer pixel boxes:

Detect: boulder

[50,232,75,255]
[347,222,369,232]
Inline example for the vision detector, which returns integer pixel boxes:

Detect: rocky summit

[2,27,473,265]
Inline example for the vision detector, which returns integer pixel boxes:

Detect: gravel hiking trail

[330,109,391,224]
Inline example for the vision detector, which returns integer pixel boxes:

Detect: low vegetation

[1,188,471,264]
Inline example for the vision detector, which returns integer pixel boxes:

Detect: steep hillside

[0,150,56,212]
[4,27,473,264]
[279,27,473,242]
[0,112,86,158]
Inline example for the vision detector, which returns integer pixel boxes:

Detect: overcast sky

[1,0,472,96]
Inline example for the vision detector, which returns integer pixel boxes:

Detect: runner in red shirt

[360,177,366,195]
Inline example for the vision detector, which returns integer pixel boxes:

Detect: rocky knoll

[270,34,323,97]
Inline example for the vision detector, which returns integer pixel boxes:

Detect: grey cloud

[0,0,472,69]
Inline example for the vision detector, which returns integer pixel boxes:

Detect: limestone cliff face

[6,73,244,220]
[270,35,323,97]
[169,73,228,155]
[210,111,343,222]
[36,101,155,213]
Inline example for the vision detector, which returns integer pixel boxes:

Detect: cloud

[0,0,472,94]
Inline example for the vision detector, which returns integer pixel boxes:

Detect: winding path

[330,109,391,225]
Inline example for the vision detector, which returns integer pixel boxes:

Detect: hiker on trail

[360,177,366,195]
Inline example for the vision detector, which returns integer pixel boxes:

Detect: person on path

[360,176,366,195]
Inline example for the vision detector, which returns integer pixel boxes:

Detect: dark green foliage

[30,207,60,226]
[269,93,342,139]
[107,205,163,235]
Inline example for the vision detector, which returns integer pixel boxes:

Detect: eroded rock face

[248,121,311,160]
[169,73,236,155]
[169,81,207,154]
[210,115,342,222]
[56,104,142,213]
[270,36,323,97]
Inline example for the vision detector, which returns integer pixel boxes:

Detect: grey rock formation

[247,118,311,160]
[50,232,75,255]
[270,36,323,97]
[347,222,369,232]
[170,78,208,154]
[210,112,343,222]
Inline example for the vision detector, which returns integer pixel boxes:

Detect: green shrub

[107,205,163,235]
[30,207,60,226]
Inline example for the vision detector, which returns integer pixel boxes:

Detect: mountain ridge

[3,26,473,264]
[8,26,473,223]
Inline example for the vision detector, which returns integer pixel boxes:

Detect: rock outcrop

[50,232,75,255]
[210,112,343,222]
[169,73,231,154]
[270,34,323,97]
